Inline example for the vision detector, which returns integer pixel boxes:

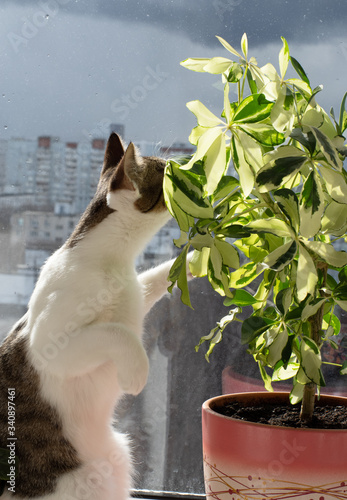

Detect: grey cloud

[2,0,347,48]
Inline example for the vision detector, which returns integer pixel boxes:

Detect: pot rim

[203,391,347,433]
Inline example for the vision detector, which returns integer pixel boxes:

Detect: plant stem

[299,262,328,422]
[300,383,317,422]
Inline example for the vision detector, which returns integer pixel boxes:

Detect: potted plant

[163,34,347,498]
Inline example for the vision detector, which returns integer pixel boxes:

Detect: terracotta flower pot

[202,392,347,500]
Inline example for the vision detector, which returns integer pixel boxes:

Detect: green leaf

[189,247,210,277]
[279,37,289,79]
[216,35,242,59]
[195,326,218,355]
[271,89,295,133]
[303,240,347,268]
[297,244,318,301]
[273,359,299,381]
[290,128,316,155]
[189,125,209,146]
[207,244,231,297]
[300,337,322,385]
[299,171,324,239]
[219,224,252,239]
[231,135,255,197]
[212,175,239,202]
[224,289,258,307]
[241,316,270,345]
[186,100,224,127]
[240,122,285,147]
[203,57,233,74]
[214,239,240,269]
[256,148,307,192]
[226,62,243,83]
[229,261,264,289]
[173,230,188,248]
[241,32,248,59]
[310,126,343,170]
[274,189,300,233]
[196,307,241,361]
[183,127,223,170]
[301,298,326,322]
[246,218,294,238]
[322,311,341,336]
[261,240,297,272]
[339,91,347,133]
[180,58,213,72]
[289,380,304,404]
[233,94,273,124]
[204,131,227,196]
[318,164,347,203]
[164,171,213,219]
[290,56,310,85]
[275,287,293,316]
[167,245,192,308]
[286,78,312,98]
[321,200,347,236]
[341,361,347,375]
[163,174,190,232]
[237,129,264,173]
[267,326,289,367]
[258,363,273,392]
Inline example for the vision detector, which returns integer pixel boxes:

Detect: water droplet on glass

[4,126,8,130]
[45,14,49,19]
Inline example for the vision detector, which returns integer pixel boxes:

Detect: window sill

[132,489,205,500]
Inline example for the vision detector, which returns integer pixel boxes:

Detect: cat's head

[104,133,167,214]
[66,133,169,249]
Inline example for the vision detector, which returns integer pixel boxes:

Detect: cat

[0,133,180,500]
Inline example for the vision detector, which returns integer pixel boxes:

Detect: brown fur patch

[65,184,114,249]
[134,156,167,213]
[0,320,81,497]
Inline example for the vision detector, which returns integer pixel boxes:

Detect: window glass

[0,0,346,494]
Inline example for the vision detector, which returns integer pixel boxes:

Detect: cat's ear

[101,133,125,175]
[108,142,140,192]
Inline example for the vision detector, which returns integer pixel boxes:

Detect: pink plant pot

[202,392,347,500]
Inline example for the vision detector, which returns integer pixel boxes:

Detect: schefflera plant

[163,33,347,421]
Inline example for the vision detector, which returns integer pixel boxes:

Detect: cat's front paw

[117,348,149,396]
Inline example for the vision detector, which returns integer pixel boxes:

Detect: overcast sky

[0,1,346,145]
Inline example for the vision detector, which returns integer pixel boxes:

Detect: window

[0,1,346,496]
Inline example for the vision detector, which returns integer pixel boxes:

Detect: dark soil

[215,401,347,429]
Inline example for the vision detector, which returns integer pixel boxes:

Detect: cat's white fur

[2,140,181,500]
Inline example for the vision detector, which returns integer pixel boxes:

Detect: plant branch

[300,262,328,422]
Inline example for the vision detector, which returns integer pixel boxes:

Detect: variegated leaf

[302,240,347,268]
[297,244,318,301]
[318,164,347,203]
[310,125,343,170]
[246,218,294,238]
[299,171,324,239]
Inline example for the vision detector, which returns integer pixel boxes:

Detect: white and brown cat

[0,133,179,499]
